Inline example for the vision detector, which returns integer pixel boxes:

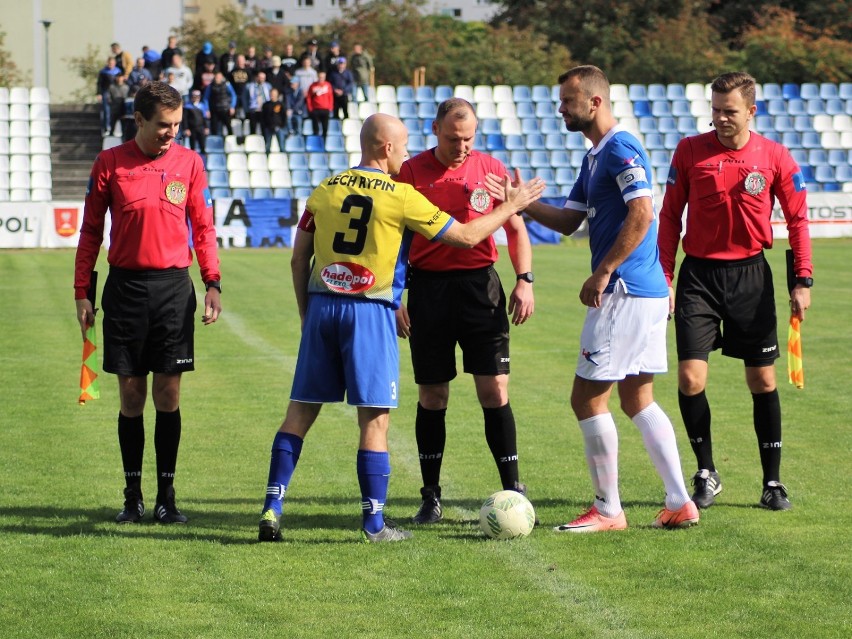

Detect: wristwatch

[205,280,222,293]
[795,276,813,288]
[516,272,535,284]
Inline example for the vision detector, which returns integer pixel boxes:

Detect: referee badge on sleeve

[743,171,766,196]
[165,180,187,204]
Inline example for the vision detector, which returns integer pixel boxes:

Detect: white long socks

[631,402,691,510]
[578,413,622,518]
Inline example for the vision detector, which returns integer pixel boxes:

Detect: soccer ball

[479,490,536,540]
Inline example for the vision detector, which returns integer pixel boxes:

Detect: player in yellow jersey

[258,113,546,542]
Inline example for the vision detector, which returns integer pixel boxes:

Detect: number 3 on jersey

[333,194,373,255]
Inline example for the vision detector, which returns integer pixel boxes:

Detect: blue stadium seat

[325,136,346,153]
[806,99,826,115]
[291,170,311,187]
[570,150,588,167]
[644,133,664,150]
[773,115,795,132]
[481,118,501,135]
[530,150,550,168]
[288,153,309,170]
[305,136,325,153]
[328,153,349,171]
[520,118,541,134]
[836,165,852,182]
[540,118,563,135]
[308,153,328,170]
[417,102,437,119]
[505,134,525,151]
[762,83,782,99]
[787,100,807,116]
[485,133,506,151]
[762,131,781,143]
[755,115,774,132]
[544,133,565,150]
[800,83,820,100]
[819,83,838,99]
[396,85,415,103]
[415,86,435,103]
[516,102,537,119]
[825,99,845,115]
[793,115,814,131]
[535,102,557,118]
[550,150,571,167]
[551,85,561,102]
[790,148,808,165]
[542,185,562,198]
[677,117,698,134]
[535,168,555,184]
[231,188,251,201]
[402,118,421,135]
[639,117,659,134]
[565,132,586,149]
[272,188,294,199]
[210,187,231,199]
[663,133,682,149]
[658,117,678,134]
[755,100,768,116]
[666,84,686,100]
[518,167,536,182]
[206,136,225,153]
[651,101,672,117]
[827,149,847,166]
[398,102,418,119]
[208,170,229,188]
[555,167,575,185]
[671,100,692,117]
[311,169,330,186]
[294,187,314,199]
[491,150,510,165]
[531,85,551,103]
[807,149,828,166]
[838,83,852,99]
[206,154,227,171]
[513,85,532,103]
[408,134,426,153]
[782,83,800,100]
[814,165,835,183]
[285,136,305,152]
[801,131,822,149]
[648,84,667,101]
[525,133,546,150]
[767,99,787,115]
[435,85,453,102]
[633,101,651,117]
[628,84,647,100]
[252,187,273,199]
[650,150,671,167]
[509,151,531,168]
[821,182,842,192]
[781,132,802,148]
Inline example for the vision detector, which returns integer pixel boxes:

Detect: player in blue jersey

[258,113,545,543]
[487,66,698,532]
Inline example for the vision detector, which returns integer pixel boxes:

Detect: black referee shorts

[407,265,510,385]
[102,266,197,376]
[674,253,779,366]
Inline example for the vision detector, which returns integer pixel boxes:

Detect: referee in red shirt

[658,71,812,511]
[75,81,222,524]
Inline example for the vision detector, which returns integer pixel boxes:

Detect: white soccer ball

[479,490,536,540]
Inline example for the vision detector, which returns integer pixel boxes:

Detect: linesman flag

[785,250,804,389]
[79,271,101,404]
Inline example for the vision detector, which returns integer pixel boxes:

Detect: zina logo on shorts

[321,262,376,293]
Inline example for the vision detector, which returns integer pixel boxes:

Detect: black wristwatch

[516,272,535,284]
[205,280,222,293]
[795,276,813,288]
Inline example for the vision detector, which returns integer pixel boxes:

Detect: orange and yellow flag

[787,315,803,389]
[79,322,100,404]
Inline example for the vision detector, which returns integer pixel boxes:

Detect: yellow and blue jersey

[303,166,454,308]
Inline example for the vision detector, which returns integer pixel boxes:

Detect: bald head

[360,114,409,174]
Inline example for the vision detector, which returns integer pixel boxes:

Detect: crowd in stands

[96,37,375,154]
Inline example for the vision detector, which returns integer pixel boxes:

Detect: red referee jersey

[395,149,507,271]
[658,131,812,283]
[74,140,220,299]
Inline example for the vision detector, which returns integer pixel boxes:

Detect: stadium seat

[285,136,306,153]
[525,133,546,150]
[819,83,838,99]
[493,85,513,104]
[658,117,678,134]
[762,83,782,99]
[609,84,628,102]
[9,155,29,172]
[29,137,50,155]
[663,132,682,149]
[495,102,516,119]
[272,187,294,199]
[531,85,551,103]
[539,118,562,135]
[644,133,665,150]
[800,83,820,100]
[252,188,273,199]
[208,170,229,188]
[226,153,248,171]
[684,83,706,100]
[247,153,269,171]
[544,133,565,150]
[415,86,435,103]
[807,99,826,115]
[666,84,686,100]
[206,154,227,171]
[833,114,852,130]
[396,85,415,103]
[781,132,802,148]
[306,153,327,171]
[520,117,540,134]
[628,84,647,101]
[358,102,377,119]
[328,153,350,171]
[827,149,847,167]
[10,189,30,202]
[536,167,555,184]
[9,87,28,104]
[838,83,852,99]
[31,188,52,202]
[473,85,494,104]
[397,102,418,119]
[648,84,667,101]
[28,172,50,191]
[270,169,292,188]
[517,167,535,182]
[773,115,795,132]
[800,131,822,149]
[794,115,815,132]
[476,102,497,119]
[767,99,787,116]
[229,170,250,189]
[782,83,800,100]
[670,100,692,118]
[690,100,711,117]
[267,153,289,171]
[378,102,399,117]
[504,134,525,151]
[550,150,571,168]
[500,118,521,136]
[9,138,29,154]
[375,85,395,103]
[535,101,557,118]
[230,187,250,201]
[223,135,241,153]
[530,150,550,168]
[509,150,531,168]
[633,101,651,118]
[824,99,844,115]
[480,118,500,135]
[323,136,345,153]
[244,135,266,154]
[555,167,575,185]
[435,85,453,102]
[788,100,807,116]
[814,165,835,183]
[290,169,311,187]
[29,87,50,104]
[29,104,50,121]
[513,85,532,103]
[305,136,325,153]
[9,120,29,137]
[676,117,698,135]
[807,149,828,166]
[650,150,671,168]
[821,131,843,149]
[288,153,309,170]
[836,165,852,183]
[565,132,586,150]
[453,85,474,101]
[418,102,437,119]
[491,149,510,165]
[639,117,658,134]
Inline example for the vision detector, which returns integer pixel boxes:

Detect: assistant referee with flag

[658,71,812,511]
[75,81,221,525]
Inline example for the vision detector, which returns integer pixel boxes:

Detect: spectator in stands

[300,38,321,72]
[220,41,238,75]
[258,46,275,73]
[97,57,121,136]
[195,60,217,93]
[165,53,194,98]
[108,75,130,136]
[281,43,298,75]
[328,57,355,121]
[349,43,374,103]
[120,86,139,143]
[182,89,209,154]
[267,55,289,94]
[243,70,272,136]
[204,71,237,137]
[322,41,344,74]
[194,42,217,88]
[142,46,162,80]
[294,55,318,96]
[161,35,183,72]
[306,71,333,140]
[228,54,252,122]
[285,75,306,137]
[245,45,259,72]
[261,87,288,153]
[111,42,133,80]
[129,57,153,93]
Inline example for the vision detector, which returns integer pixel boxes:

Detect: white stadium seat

[30,120,50,137]
[226,153,248,171]
[30,87,50,104]
[9,87,29,104]
[31,188,52,201]
[31,172,52,190]
[30,104,50,121]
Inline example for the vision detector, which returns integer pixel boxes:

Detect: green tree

[0,30,26,87]
[65,44,104,103]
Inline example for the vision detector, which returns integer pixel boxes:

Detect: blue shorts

[290,294,399,407]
